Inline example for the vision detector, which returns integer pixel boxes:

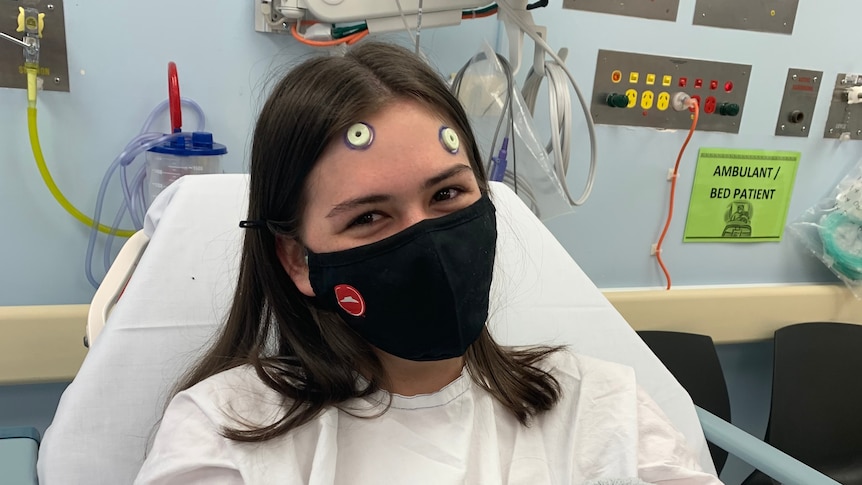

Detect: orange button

[611,70,622,83]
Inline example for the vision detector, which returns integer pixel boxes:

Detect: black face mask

[307,195,497,362]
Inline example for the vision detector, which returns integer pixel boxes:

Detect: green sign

[683,148,800,242]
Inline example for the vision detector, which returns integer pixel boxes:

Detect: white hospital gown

[134,350,722,484]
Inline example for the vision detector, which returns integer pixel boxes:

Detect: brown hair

[173,41,563,441]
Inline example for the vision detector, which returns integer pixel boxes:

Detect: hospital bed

[31,174,837,484]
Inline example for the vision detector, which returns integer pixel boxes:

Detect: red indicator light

[724,81,734,92]
[694,79,703,89]
[710,80,718,90]
[679,77,688,88]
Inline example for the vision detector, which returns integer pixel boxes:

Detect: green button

[607,93,628,108]
[719,103,740,116]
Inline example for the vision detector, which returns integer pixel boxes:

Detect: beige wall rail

[2,284,861,385]
[1,304,88,385]
[605,284,862,343]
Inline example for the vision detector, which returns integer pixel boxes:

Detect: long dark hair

[173,41,563,441]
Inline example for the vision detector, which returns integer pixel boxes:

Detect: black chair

[743,322,862,485]
[637,330,732,475]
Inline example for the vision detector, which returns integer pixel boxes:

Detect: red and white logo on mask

[334,284,366,317]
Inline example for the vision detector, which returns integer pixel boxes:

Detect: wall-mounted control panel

[774,68,822,138]
[0,0,69,92]
[823,74,862,141]
[693,0,799,35]
[562,0,679,22]
[591,49,751,134]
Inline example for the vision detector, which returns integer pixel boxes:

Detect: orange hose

[655,99,699,290]
[345,29,369,45]
[290,23,367,47]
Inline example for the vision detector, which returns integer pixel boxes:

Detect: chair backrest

[767,322,862,463]
[637,331,731,474]
[38,175,715,483]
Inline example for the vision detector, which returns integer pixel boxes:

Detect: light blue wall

[532,1,856,288]
[0,0,500,306]
[2,1,855,304]
[716,341,774,484]
[0,2,848,483]
[1,2,853,302]
[0,381,69,438]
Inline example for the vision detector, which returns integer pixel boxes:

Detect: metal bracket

[0,0,69,92]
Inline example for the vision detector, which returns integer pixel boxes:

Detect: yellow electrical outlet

[625,89,638,108]
[640,90,654,110]
[657,92,670,111]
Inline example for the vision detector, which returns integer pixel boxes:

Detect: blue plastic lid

[148,131,227,157]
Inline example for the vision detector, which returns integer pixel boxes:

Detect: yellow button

[611,70,622,83]
[640,90,654,110]
[662,75,672,87]
[625,89,637,108]
[657,92,670,111]
[646,74,656,86]
[629,72,639,84]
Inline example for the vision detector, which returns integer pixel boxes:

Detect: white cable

[394,0,418,45]
[523,58,574,202]
[416,0,424,55]
[549,65,571,173]
[497,0,597,206]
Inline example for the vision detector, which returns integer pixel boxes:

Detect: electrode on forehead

[345,122,374,149]
[439,126,460,154]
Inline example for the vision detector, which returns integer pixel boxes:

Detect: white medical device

[256,0,490,34]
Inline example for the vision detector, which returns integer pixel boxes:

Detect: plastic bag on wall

[450,41,573,221]
[788,159,862,298]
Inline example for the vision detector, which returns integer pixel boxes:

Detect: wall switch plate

[775,68,822,137]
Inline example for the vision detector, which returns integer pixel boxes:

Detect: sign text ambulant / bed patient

[683,148,800,242]
[709,187,776,200]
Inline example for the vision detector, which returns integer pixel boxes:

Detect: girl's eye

[349,212,381,228]
[433,187,462,202]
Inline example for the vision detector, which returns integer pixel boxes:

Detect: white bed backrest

[39,174,714,484]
